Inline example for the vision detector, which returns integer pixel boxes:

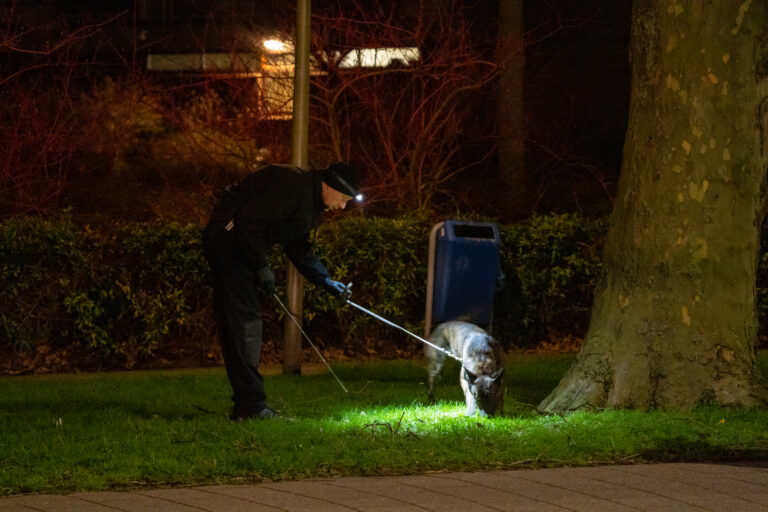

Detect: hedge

[7,212,760,367]
[0,218,211,363]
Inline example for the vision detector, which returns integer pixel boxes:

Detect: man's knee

[240,319,263,367]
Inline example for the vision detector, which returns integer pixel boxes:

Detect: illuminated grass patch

[1,353,766,495]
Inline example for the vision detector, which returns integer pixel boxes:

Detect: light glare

[263,39,287,52]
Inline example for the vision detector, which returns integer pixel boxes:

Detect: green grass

[1,352,767,495]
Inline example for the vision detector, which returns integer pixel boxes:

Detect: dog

[425,321,504,417]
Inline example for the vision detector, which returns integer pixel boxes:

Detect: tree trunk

[497,0,526,218]
[540,0,768,412]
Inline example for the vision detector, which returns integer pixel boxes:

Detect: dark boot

[231,405,278,421]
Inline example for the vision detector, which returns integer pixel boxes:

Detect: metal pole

[283,0,311,374]
[424,222,443,339]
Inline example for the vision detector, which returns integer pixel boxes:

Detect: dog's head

[465,367,505,417]
[463,332,501,373]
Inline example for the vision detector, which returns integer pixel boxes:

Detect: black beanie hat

[323,162,360,196]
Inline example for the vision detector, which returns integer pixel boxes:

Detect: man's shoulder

[245,163,290,178]
[253,164,314,183]
[236,164,297,187]
[243,164,317,202]
[265,163,299,172]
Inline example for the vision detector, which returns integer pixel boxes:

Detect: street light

[263,38,290,53]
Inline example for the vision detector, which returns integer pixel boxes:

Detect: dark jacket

[206,165,330,285]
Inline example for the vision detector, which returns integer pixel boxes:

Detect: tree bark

[540,0,768,412]
[497,0,527,218]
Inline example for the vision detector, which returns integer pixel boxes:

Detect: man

[202,162,361,420]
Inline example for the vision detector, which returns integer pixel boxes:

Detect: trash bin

[425,220,501,337]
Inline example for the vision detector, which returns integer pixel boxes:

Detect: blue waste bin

[425,220,501,336]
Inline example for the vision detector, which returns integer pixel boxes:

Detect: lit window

[337,48,420,68]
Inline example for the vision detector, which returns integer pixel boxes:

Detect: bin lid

[436,220,500,242]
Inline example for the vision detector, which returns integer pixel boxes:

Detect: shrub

[229,212,607,351]
[302,212,432,348]
[495,214,606,345]
[115,222,211,354]
[0,219,213,364]
[0,213,613,365]
[0,217,85,350]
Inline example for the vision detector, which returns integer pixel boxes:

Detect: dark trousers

[203,223,267,413]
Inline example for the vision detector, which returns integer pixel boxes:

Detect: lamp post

[283,0,311,374]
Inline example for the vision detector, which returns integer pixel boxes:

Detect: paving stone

[412,474,569,512]
[3,463,768,512]
[653,464,768,490]
[139,487,282,511]
[681,462,768,486]
[307,477,435,511]
[0,500,42,512]
[316,475,499,511]
[495,466,706,512]
[1,494,117,512]
[443,469,649,512]
[69,490,203,512]
[615,463,768,510]
[578,465,767,512]
[264,480,410,511]
[201,483,359,511]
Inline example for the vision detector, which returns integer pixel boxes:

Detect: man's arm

[283,237,330,286]
[284,238,351,297]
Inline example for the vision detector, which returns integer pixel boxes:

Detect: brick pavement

[2,463,767,511]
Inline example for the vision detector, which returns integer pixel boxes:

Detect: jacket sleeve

[284,236,330,286]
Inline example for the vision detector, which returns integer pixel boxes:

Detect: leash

[345,299,462,362]
[272,293,349,393]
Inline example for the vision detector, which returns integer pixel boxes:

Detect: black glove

[323,277,351,299]
[255,266,275,296]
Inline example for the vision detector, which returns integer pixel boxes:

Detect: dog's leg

[425,347,445,404]
[460,368,477,416]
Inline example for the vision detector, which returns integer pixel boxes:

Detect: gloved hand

[256,266,275,296]
[323,277,351,299]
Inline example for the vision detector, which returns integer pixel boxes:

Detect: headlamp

[328,170,363,203]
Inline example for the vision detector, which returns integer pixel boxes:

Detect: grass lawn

[1,352,767,495]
